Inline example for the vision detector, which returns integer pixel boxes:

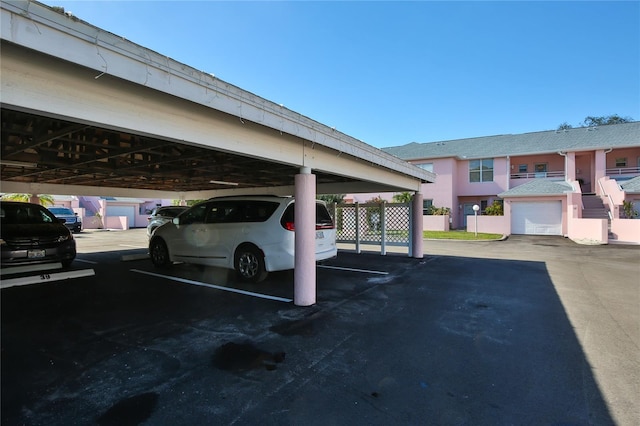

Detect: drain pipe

[558,151,567,181]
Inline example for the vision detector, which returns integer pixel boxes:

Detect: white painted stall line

[131,269,293,303]
[75,258,98,265]
[0,262,62,277]
[318,265,389,275]
[0,269,96,289]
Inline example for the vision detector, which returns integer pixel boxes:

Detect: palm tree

[0,193,54,206]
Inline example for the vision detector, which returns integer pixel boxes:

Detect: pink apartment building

[358,122,640,244]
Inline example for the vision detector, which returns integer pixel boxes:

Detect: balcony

[606,166,640,178]
[510,171,565,180]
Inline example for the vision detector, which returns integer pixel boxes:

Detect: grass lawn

[424,230,503,240]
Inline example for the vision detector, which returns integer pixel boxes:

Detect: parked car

[146,206,189,238]
[48,206,82,233]
[149,196,337,282]
[0,201,76,268]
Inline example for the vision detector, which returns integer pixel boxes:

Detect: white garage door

[511,201,562,235]
[106,206,135,228]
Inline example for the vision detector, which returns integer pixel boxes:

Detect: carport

[0,1,435,305]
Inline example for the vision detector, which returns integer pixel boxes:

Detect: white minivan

[149,196,337,282]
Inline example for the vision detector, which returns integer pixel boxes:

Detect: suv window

[280,203,334,230]
[179,203,209,225]
[207,201,279,223]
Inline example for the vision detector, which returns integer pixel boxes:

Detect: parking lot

[1,229,638,425]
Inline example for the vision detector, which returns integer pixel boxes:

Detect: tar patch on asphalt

[96,392,158,426]
[212,342,285,372]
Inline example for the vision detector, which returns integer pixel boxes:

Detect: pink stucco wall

[466,215,509,235]
[567,217,608,244]
[611,219,640,243]
[423,215,449,231]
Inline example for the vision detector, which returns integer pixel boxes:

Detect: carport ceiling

[1,108,355,193]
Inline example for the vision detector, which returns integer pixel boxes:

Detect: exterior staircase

[581,194,610,219]
[582,193,616,242]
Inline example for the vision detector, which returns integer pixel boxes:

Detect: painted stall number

[40,274,51,280]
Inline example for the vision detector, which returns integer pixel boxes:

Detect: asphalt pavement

[1,229,638,425]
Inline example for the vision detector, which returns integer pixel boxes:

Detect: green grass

[424,230,503,240]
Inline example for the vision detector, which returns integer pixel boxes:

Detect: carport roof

[0,1,435,199]
[498,179,575,198]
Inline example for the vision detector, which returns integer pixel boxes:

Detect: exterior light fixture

[472,204,480,237]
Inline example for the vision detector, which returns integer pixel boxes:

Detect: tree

[392,192,413,203]
[557,114,633,130]
[484,200,504,216]
[580,114,633,127]
[1,193,54,206]
[317,194,345,204]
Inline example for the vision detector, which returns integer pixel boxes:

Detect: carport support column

[411,193,424,259]
[294,167,316,306]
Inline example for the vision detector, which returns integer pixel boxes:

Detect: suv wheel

[150,238,171,268]
[235,245,268,283]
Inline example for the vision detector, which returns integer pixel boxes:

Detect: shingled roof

[620,176,640,194]
[498,179,575,198]
[383,122,640,161]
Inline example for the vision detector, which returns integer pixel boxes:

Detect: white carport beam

[294,167,316,306]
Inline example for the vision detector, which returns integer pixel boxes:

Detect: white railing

[598,179,615,220]
[510,171,565,179]
[606,166,640,176]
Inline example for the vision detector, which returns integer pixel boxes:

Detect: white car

[146,206,189,238]
[148,196,337,282]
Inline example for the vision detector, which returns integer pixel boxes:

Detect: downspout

[558,151,567,181]
[506,156,510,190]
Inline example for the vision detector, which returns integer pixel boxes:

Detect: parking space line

[0,262,62,277]
[0,269,96,289]
[131,269,293,303]
[318,265,389,275]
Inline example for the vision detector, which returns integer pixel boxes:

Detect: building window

[469,159,494,182]
[422,199,433,215]
[415,162,433,173]
[534,163,547,173]
[480,200,488,212]
[615,158,627,167]
[518,164,527,173]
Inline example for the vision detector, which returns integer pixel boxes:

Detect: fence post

[355,202,361,254]
[380,201,387,255]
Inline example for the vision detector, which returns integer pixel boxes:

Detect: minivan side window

[206,201,279,223]
[180,203,209,225]
[280,202,335,229]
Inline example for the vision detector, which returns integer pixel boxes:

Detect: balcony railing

[510,171,565,179]
[606,166,640,176]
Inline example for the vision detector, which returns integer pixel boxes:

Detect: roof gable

[383,122,640,161]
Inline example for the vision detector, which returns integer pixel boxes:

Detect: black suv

[48,207,82,233]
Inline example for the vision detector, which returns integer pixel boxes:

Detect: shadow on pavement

[1,250,613,424]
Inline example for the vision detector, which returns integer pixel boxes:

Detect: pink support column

[411,192,424,259]
[294,167,316,306]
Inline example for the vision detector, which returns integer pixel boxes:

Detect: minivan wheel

[150,238,171,268]
[235,246,268,283]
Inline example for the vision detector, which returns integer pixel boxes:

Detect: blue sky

[40,1,639,148]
